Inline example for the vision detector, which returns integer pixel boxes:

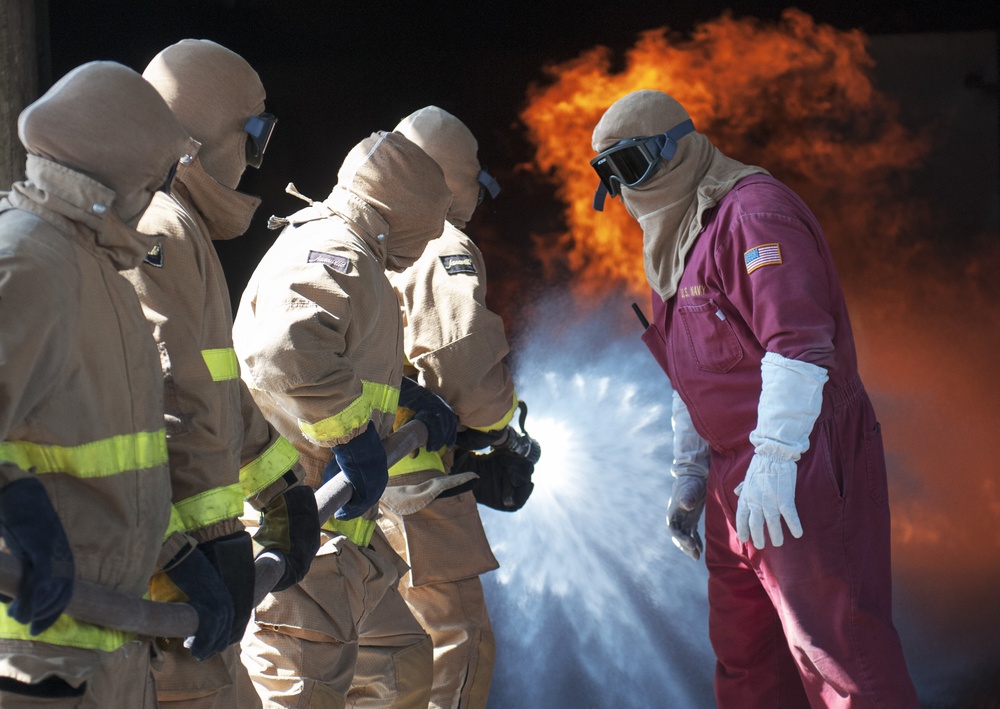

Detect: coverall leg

[706,386,919,708]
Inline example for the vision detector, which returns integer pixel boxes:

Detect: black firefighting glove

[198,531,255,646]
[253,476,320,591]
[455,401,541,465]
[398,377,457,452]
[455,448,535,512]
[327,422,387,521]
[152,544,234,660]
[0,477,74,635]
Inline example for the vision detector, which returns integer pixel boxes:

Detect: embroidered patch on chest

[440,254,477,275]
[744,243,782,274]
[308,250,350,274]
[144,243,164,268]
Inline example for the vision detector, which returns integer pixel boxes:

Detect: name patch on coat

[744,243,782,274]
[144,243,164,268]
[440,254,477,275]
[308,250,350,274]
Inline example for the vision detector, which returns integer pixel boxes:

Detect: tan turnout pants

[153,641,262,708]
[241,527,432,708]
[0,638,156,708]
[377,473,499,709]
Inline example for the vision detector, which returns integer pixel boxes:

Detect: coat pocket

[386,493,499,587]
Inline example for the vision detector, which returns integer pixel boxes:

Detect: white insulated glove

[735,352,828,549]
[667,390,711,560]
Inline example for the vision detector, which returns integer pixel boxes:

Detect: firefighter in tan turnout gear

[380,105,540,708]
[0,61,195,706]
[232,130,455,707]
[122,39,320,708]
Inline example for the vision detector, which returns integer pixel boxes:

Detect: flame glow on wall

[512,9,1000,703]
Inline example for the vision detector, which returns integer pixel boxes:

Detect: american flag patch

[744,243,782,274]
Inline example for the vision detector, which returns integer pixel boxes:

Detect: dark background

[44,0,1000,322]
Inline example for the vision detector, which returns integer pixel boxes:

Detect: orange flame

[520,9,928,299]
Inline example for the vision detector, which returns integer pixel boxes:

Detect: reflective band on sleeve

[0,430,168,477]
[298,380,400,444]
[163,504,186,541]
[240,437,300,498]
[0,606,132,652]
[202,348,240,382]
[388,447,445,477]
[172,482,246,533]
[468,392,519,433]
[323,516,376,547]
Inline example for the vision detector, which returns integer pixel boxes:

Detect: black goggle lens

[590,135,663,197]
[244,112,277,169]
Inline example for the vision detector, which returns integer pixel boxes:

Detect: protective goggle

[590,118,695,211]
[244,112,277,169]
[476,167,500,205]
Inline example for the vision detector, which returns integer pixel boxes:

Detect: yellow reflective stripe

[299,381,399,443]
[0,607,132,652]
[0,430,168,477]
[240,437,300,498]
[163,504,186,541]
[202,348,239,382]
[172,482,246,533]
[388,447,445,477]
[323,517,375,547]
[468,392,519,433]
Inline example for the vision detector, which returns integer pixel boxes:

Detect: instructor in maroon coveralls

[591,89,919,708]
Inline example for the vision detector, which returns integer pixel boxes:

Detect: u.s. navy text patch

[308,250,350,274]
[440,254,477,275]
[744,243,782,274]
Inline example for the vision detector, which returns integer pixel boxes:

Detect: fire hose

[0,419,428,639]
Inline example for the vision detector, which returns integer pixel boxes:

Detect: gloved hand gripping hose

[198,531,255,646]
[398,377,457,452]
[325,422,388,521]
[455,400,542,465]
[452,401,542,511]
[0,477,74,635]
[151,543,234,660]
[252,474,320,592]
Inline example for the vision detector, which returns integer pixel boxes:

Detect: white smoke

[481,293,716,708]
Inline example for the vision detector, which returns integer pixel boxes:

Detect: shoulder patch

[144,243,164,268]
[744,243,782,274]
[440,254,477,275]
[308,250,350,274]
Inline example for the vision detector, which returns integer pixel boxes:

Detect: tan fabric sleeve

[397,226,517,431]
[238,378,304,509]
[239,251,368,447]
